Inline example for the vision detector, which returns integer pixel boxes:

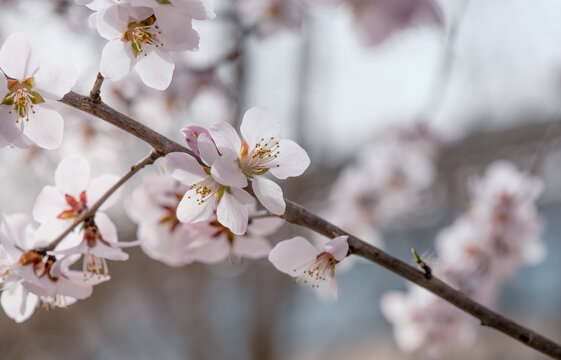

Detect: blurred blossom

[269,235,348,299]
[381,285,477,358]
[382,160,546,357]
[238,0,304,37]
[126,172,283,266]
[323,123,439,245]
[343,0,443,47]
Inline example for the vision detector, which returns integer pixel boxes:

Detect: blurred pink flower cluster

[381,161,546,357]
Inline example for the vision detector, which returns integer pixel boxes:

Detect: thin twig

[89,73,104,102]
[58,91,561,359]
[36,151,160,252]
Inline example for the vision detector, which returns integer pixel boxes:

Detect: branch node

[411,248,432,279]
[89,73,105,103]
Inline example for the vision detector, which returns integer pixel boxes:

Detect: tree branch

[36,150,160,252]
[59,91,561,359]
[89,72,104,102]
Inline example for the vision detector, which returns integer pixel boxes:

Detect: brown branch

[89,72,104,102]
[58,91,561,359]
[36,150,160,252]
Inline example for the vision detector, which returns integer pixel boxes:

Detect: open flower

[166,132,254,235]
[209,107,310,215]
[31,155,127,276]
[126,173,200,266]
[0,214,105,322]
[0,33,76,149]
[89,0,215,89]
[268,235,348,299]
[32,154,120,224]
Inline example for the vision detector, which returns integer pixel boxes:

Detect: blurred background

[1,0,561,359]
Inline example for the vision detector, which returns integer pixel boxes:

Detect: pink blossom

[32,155,128,276]
[0,214,105,322]
[238,0,304,37]
[268,235,348,299]
[343,0,443,47]
[0,33,76,149]
[166,132,254,235]
[381,286,476,357]
[209,107,310,215]
[90,0,215,89]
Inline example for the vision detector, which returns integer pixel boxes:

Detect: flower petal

[134,50,174,90]
[165,152,207,185]
[87,174,120,211]
[55,154,90,198]
[0,33,39,80]
[231,187,254,205]
[233,236,271,259]
[189,237,230,264]
[181,124,211,157]
[100,40,134,81]
[0,107,23,148]
[198,132,219,166]
[329,276,339,299]
[269,139,310,179]
[252,176,285,215]
[324,235,349,262]
[23,105,63,149]
[91,241,129,261]
[173,0,216,20]
[97,4,128,40]
[268,236,318,275]
[217,191,248,235]
[154,7,200,51]
[240,107,281,149]
[32,185,67,223]
[95,212,119,244]
[209,121,241,159]
[211,157,247,188]
[1,284,38,323]
[33,64,77,100]
[176,192,215,223]
[248,216,284,236]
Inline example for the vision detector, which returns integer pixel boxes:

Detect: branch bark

[59,91,561,359]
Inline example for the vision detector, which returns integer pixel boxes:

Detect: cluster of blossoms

[381,161,546,357]
[124,107,348,299]
[82,0,215,90]
[125,173,284,266]
[165,107,310,234]
[237,0,442,46]
[0,154,129,322]
[322,123,440,247]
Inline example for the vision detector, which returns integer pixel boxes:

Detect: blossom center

[2,78,45,122]
[122,15,164,57]
[187,179,217,206]
[292,252,337,288]
[239,138,281,175]
[57,191,88,220]
[159,193,183,232]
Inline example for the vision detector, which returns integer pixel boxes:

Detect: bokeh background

[1,0,561,359]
